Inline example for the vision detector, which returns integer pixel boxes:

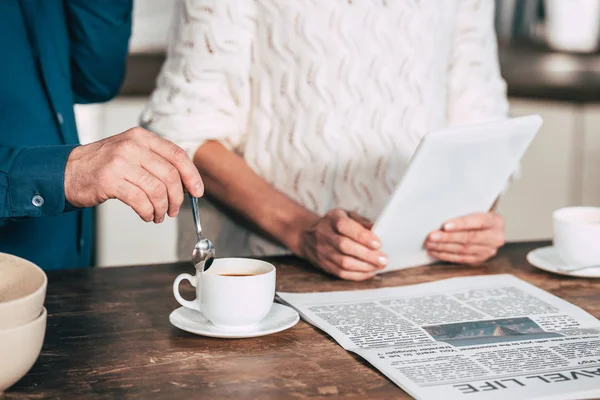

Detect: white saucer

[169,303,300,339]
[527,246,600,278]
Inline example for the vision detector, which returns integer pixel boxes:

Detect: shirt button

[79,238,85,249]
[32,195,44,207]
[57,112,64,125]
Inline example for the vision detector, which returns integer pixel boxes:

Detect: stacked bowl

[0,253,47,393]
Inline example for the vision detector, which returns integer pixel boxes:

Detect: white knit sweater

[142,0,509,259]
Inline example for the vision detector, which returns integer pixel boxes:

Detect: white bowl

[0,307,47,393]
[0,253,47,330]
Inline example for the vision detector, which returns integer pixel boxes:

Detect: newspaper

[277,275,600,400]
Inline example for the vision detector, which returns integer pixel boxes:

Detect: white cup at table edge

[553,206,600,268]
[173,258,275,329]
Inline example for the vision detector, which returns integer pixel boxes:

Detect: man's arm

[0,128,204,226]
[66,0,133,103]
[0,145,76,226]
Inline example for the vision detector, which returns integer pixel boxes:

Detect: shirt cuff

[7,145,77,218]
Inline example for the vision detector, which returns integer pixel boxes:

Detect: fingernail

[370,240,381,249]
[426,241,437,249]
[444,222,455,231]
[378,256,388,266]
[430,232,441,241]
[194,183,204,196]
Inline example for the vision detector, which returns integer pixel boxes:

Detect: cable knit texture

[142,0,508,260]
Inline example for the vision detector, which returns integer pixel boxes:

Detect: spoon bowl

[190,196,215,271]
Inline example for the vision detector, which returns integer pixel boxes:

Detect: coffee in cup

[553,206,600,267]
[173,258,275,329]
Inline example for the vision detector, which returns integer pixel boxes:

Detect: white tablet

[373,115,543,273]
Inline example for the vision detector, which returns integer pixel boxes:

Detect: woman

[143,0,507,281]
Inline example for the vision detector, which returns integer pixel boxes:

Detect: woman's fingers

[426,212,506,266]
[428,251,485,266]
[347,211,375,230]
[428,229,504,248]
[301,208,388,281]
[329,209,381,249]
[425,241,497,258]
[443,212,501,231]
[324,209,387,269]
[327,251,380,272]
[328,234,388,268]
[321,259,378,281]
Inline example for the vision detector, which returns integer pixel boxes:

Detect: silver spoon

[190,195,215,271]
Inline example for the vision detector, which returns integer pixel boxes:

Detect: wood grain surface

[4,242,599,399]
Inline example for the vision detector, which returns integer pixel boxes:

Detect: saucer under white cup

[169,303,299,339]
[527,206,600,278]
[171,258,299,338]
[527,246,600,278]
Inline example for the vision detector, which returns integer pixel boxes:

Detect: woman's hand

[425,212,505,266]
[295,209,388,281]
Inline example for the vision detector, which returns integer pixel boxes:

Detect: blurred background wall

[75,0,600,267]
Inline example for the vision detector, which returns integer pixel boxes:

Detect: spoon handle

[190,195,203,239]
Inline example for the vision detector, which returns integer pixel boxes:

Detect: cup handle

[173,273,201,312]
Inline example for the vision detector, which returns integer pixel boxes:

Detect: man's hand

[425,212,505,266]
[64,127,204,223]
[295,209,388,281]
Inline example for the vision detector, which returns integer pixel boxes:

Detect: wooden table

[5,242,600,399]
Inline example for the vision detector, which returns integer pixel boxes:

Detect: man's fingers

[443,213,500,231]
[425,241,497,258]
[146,133,204,197]
[330,210,381,250]
[140,150,184,217]
[115,181,154,222]
[125,166,169,223]
[428,251,485,266]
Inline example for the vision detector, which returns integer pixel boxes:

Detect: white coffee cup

[173,258,275,329]
[553,207,600,267]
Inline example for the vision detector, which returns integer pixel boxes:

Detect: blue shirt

[0,0,132,270]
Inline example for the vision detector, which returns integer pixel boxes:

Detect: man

[0,1,204,271]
